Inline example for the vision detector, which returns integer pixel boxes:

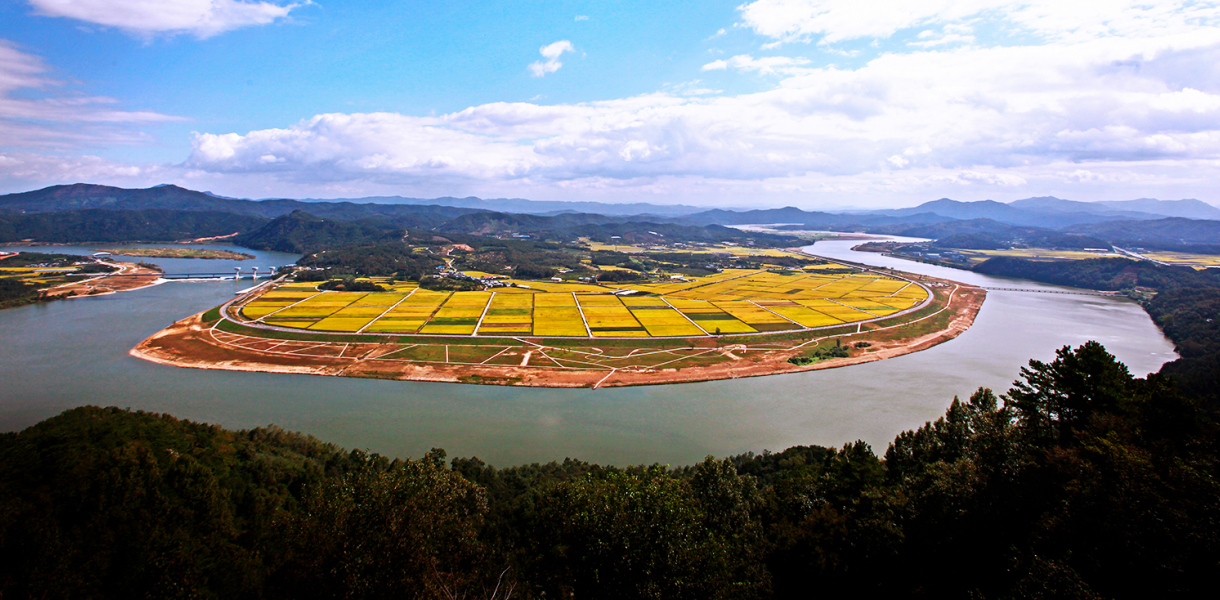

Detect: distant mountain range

[2,183,1218,253]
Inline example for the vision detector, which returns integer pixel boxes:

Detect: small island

[93,247,254,260]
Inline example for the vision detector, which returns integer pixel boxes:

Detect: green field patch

[446,345,513,363]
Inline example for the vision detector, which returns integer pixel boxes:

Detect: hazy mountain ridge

[3,184,1218,252]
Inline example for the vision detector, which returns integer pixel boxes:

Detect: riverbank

[42,260,163,298]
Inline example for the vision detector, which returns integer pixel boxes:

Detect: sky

[1,0,1219,209]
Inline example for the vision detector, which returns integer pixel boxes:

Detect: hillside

[0,209,268,244]
[231,210,404,254]
[0,184,484,227]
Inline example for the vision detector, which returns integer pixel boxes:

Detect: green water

[0,241,1177,466]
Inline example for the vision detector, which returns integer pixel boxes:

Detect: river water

[0,240,1177,466]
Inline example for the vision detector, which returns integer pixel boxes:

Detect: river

[0,239,1177,466]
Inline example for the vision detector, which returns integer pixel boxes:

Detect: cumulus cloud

[0,40,182,150]
[179,22,1220,205]
[529,40,575,77]
[28,0,302,39]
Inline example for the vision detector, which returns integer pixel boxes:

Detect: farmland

[133,250,986,387]
[233,264,929,339]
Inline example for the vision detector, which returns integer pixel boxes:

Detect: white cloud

[575,15,589,22]
[28,0,302,39]
[701,54,812,75]
[0,40,182,150]
[736,0,1220,45]
[529,40,575,77]
[178,24,1220,206]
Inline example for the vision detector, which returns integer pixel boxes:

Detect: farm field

[236,264,931,339]
[950,248,1130,265]
[1138,251,1220,268]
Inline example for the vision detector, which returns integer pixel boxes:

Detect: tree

[1006,342,1133,445]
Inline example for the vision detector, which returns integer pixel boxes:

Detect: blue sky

[2,1,1220,208]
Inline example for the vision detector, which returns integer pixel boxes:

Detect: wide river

[0,239,1177,466]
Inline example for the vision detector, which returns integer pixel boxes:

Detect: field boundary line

[472,292,495,336]
[889,282,913,297]
[370,344,419,361]
[658,297,710,335]
[480,346,512,364]
[826,298,879,318]
[255,290,325,322]
[357,293,413,334]
[747,300,803,328]
[572,292,593,337]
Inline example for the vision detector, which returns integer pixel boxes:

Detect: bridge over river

[978,287,1119,297]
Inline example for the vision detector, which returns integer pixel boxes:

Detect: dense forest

[1,340,1215,598]
[973,256,1220,290]
[296,242,446,279]
[0,209,269,244]
[232,211,406,254]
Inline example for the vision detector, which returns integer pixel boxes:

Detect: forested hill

[3,340,1217,598]
[4,184,1220,252]
[231,210,405,254]
[0,183,485,226]
[0,209,269,244]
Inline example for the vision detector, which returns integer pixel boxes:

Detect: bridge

[111,272,271,280]
[979,287,1118,297]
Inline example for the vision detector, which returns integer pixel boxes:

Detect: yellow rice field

[240,265,932,338]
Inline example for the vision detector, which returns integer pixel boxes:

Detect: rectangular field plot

[349,293,409,307]
[665,298,756,334]
[477,294,533,335]
[576,296,648,337]
[794,299,874,322]
[833,298,904,316]
[274,305,349,319]
[297,292,368,305]
[620,298,704,336]
[756,301,843,328]
[532,307,587,336]
[850,278,908,295]
[712,301,800,332]
[891,285,928,300]
[535,293,577,307]
[260,291,319,300]
[241,301,295,319]
[418,292,491,335]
